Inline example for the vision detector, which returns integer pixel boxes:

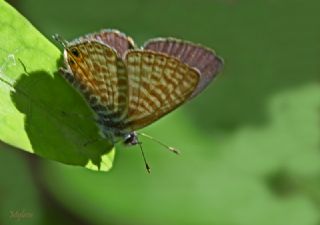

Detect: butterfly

[54,29,223,172]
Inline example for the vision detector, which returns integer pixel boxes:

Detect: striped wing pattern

[63,41,128,121]
[123,50,200,130]
[60,30,223,137]
[144,38,223,98]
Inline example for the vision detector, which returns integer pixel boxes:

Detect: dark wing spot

[70,48,80,57]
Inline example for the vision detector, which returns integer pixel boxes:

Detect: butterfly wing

[61,35,223,133]
[75,29,136,58]
[143,38,223,98]
[122,50,200,130]
[62,40,128,121]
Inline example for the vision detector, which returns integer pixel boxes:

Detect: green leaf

[0,0,114,171]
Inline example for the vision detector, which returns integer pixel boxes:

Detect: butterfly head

[123,131,139,146]
[53,34,76,70]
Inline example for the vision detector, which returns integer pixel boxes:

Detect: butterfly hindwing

[123,50,200,130]
[143,38,223,98]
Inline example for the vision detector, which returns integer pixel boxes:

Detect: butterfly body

[55,29,223,147]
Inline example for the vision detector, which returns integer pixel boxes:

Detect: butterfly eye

[70,48,80,57]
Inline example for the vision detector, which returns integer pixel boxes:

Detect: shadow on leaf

[10,67,114,171]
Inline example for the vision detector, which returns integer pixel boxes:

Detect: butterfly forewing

[143,38,223,98]
[75,29,136,58]
[123,50,200,130]
[64,41,128,120]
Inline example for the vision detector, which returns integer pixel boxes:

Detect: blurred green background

[1,0,320,224]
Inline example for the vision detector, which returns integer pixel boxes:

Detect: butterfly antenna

[137,132,181,155]
[138,141,151,173]
[52,34,68,48]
